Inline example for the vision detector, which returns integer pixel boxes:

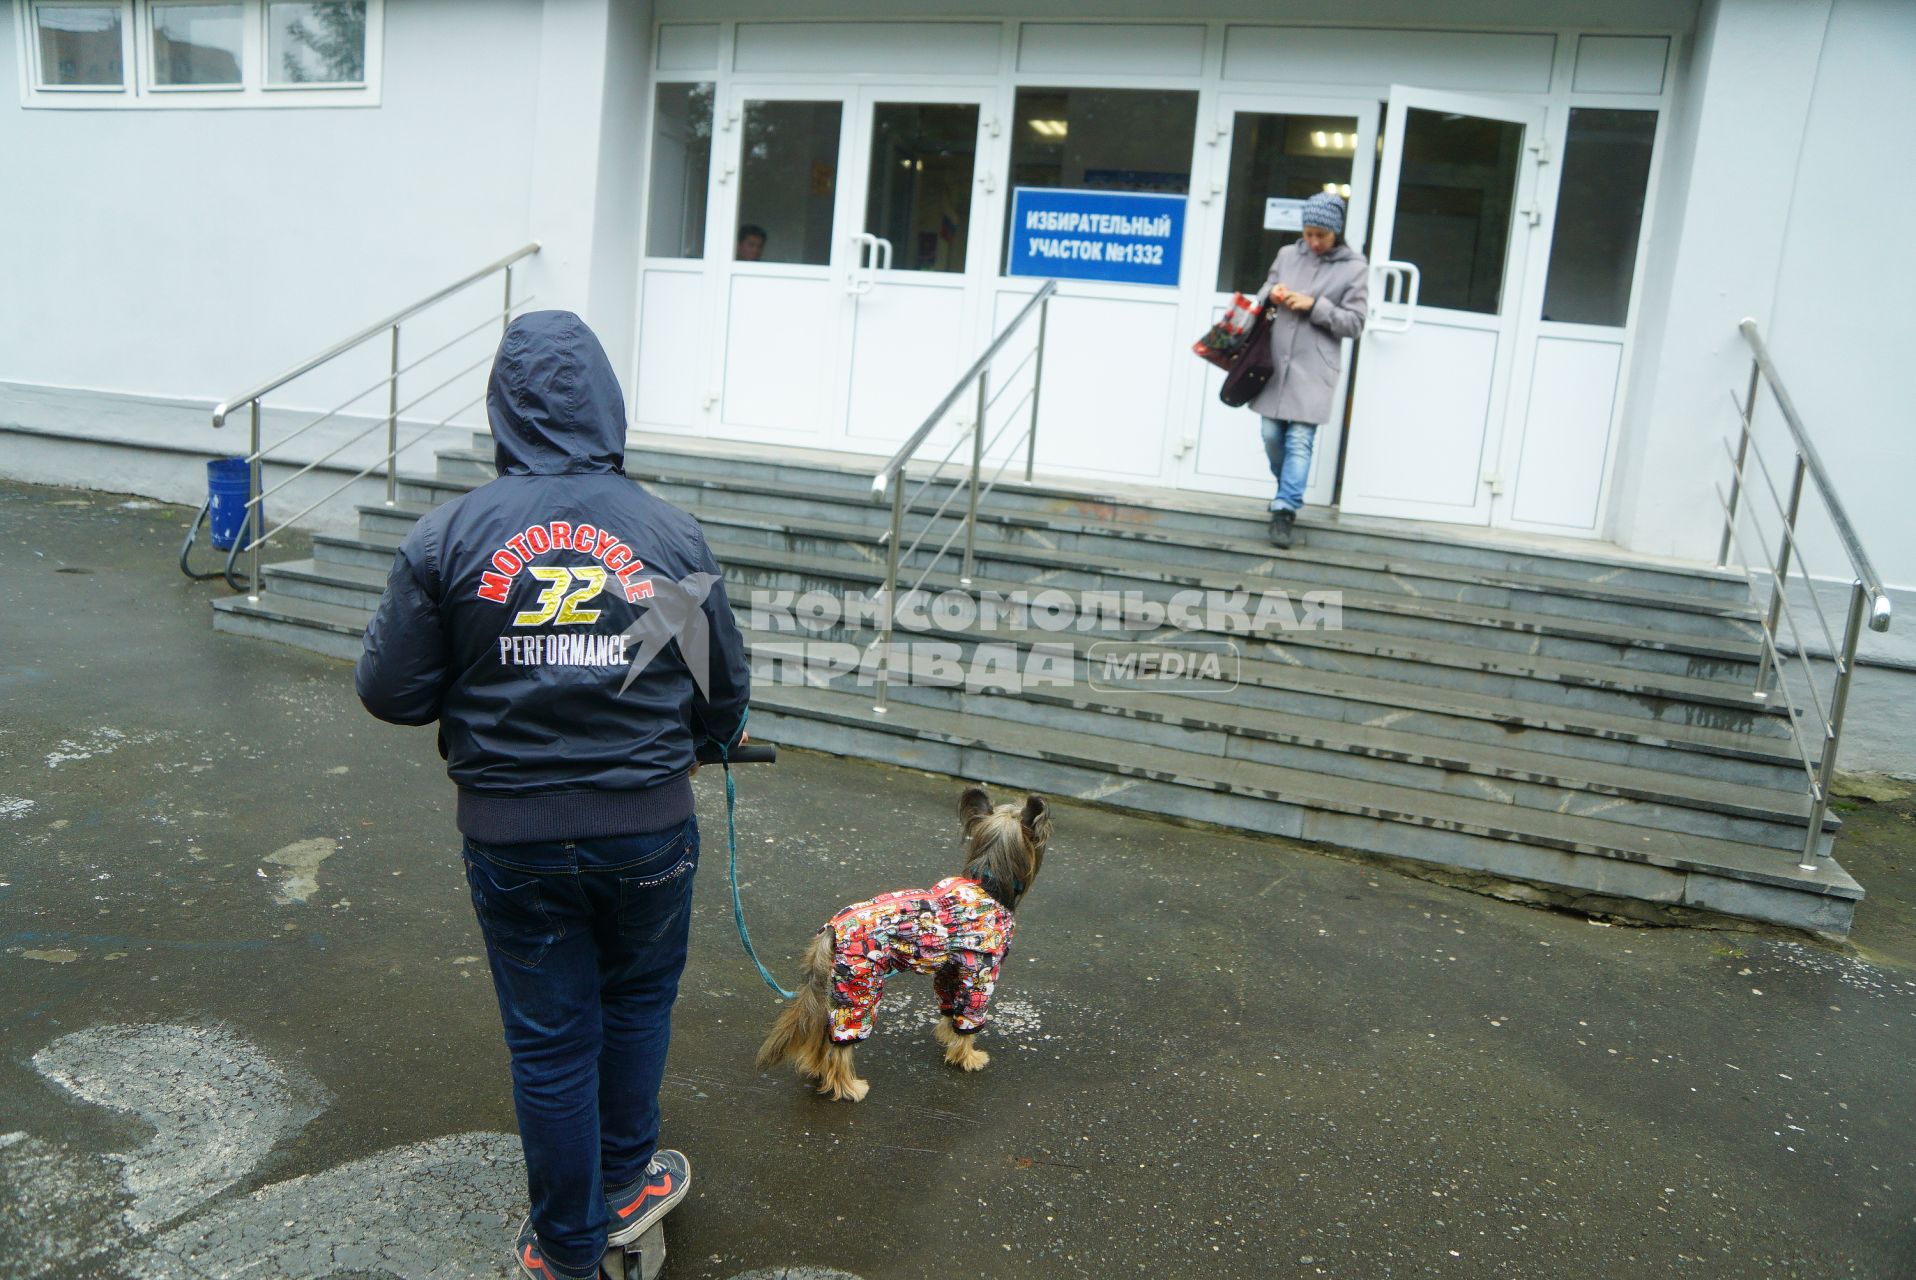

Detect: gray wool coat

[1249,241,1369,425]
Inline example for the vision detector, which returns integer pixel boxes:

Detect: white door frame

[1339,84,1548,525]
[706,80,861,447]
[837,83,1006,454]
[1176,91,1382,502]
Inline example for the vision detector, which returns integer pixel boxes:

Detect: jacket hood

[486,310,627,477]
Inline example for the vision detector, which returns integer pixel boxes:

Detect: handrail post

[247,400,263,602]
[1752,453,1809,697]
[1717,357,1760,568]
[1025,295,1050,483]
[503,266,513,337]
[873,477,905,714]
[1800,581,1869,870]
[385,324,401,507]
[961,370,987,585]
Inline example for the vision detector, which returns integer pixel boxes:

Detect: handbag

[1191,292,1263,371]
[1217,304,1275,408]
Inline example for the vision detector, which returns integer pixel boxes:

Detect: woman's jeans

[462,817,699,1279]
[1260,417,1318,512]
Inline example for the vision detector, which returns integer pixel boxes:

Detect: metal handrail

[1725,318,1892,630]
[872,281,1058,494]
[207,244,540,597]
[211,243,540,428]
[869,280,1058,712]
[1716,317,1894,872]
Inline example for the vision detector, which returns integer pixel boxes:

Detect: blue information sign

[1006,187,1186,287]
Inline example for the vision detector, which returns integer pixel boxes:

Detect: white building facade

[3,0,1912,757]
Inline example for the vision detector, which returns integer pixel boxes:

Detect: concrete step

[254,542,1813,791]
[704,539,1789,738]
[620,469,1759,637]
[210,591,368,662]
[439,438,1755,606]
[303,524,1792,740]
[747,632,1833,855]
[376,479,1759,663]
[742,681,1859,936]
[684,505,1762,670]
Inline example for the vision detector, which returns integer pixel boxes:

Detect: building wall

[0,1,545,406]
[1763,0,1916,604]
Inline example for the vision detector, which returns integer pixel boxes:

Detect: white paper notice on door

[1264,198,1305,232]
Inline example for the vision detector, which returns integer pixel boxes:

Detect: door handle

[847,233,878,296]
[1367,261,1419,334]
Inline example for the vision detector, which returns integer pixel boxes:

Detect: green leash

[715,713,795,1000]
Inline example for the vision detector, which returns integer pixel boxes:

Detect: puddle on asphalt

[263,838,338,906]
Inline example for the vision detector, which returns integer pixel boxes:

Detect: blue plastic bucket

[206,458,255,551]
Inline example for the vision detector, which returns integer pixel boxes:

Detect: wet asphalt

[1,479,1912,1280]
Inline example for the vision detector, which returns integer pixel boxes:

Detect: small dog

[755,785,1050,1102]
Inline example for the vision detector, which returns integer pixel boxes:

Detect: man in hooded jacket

[356,310,750,1279]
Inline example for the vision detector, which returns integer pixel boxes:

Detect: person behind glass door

[1247,191,1368,549]
[736,224,768,261]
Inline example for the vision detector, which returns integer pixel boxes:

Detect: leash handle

[715,713,797,1000]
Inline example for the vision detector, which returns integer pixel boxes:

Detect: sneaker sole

[606,1174,691,1247]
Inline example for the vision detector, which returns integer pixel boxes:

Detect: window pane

[1006,87,1199,273]
[1392,108,1524,315]
[646,83,714,258]
[1216,114,1359,293]
[736,99,843,267]
[864,103,979,274]
[1541,109,1657,326]
[267,1,367,85]
[36,5,124,86]
[152,3,243,87]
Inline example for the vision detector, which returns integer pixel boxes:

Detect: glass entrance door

[839,88,999,451]
[712,85,856,442]
[1180,95,1380,500]
[708,85,1000,452]
[1338,86,1547,524]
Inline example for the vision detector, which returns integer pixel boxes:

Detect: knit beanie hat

[1300,191,1346,235]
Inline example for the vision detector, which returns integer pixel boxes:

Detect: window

[1216,113,1361,293]
[645,82,714,259]
[864,102,979,274]
[1005,87,1199,273]
[1541,109,1658,327]
[735,99,844,267]
[265,1,367,85]
[21,0,379,106]
[1390,107,1524,315]
[31,2,127,87]
[150,3,242,88]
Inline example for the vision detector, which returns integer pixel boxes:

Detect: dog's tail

[754,930,834,1072]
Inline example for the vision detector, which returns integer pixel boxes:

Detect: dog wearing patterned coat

[755,786,1051,1102]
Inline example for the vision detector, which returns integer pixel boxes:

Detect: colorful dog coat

[825,876,1013,1043]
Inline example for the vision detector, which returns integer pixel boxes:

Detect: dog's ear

[959,786,993,834]
[1020,794,1051,845]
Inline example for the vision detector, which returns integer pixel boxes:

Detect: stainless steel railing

[867,280,1058,712]
[211,243,541,596]
[1715,317,1893,871]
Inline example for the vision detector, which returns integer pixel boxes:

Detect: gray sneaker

[605,1150,691,1247]
[1269,508,1296,549]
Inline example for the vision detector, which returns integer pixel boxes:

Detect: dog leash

[709,712,797,1001]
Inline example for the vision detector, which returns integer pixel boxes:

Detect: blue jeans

[462,818,700,1279]
[1259,418,1318,512]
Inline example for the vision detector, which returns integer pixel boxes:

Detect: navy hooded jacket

[354,310,750,843]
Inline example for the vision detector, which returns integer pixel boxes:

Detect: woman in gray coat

[1249,191,1368,548]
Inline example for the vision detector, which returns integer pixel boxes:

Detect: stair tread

[211,591,370,634]
[749,682,1860,900]
[680,503,1760,657]
[296,528,1798,754]
[617,438,1751,590]
[705,537,1776,713]
[752,630,1822,825]
[413,457,1750,612]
